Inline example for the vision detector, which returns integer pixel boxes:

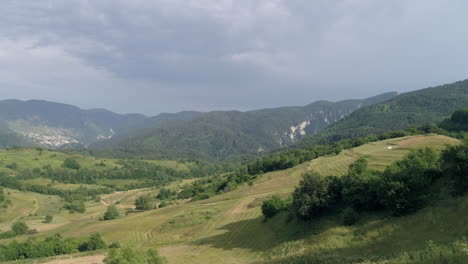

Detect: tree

[44,215,53,223]
[0,187,4,202]
[135,195,153,211]
[104,248,166,264]
[103,205,120,220]
[342,207,359,226]
[261,196,288,219]
[380,148,440,215]
[441,140,468,195]
[292,172,333,220]
[11,222,29,235]
[80,233,106,251]
[63,158,81,170]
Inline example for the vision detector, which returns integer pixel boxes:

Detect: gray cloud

[0,0,467,114]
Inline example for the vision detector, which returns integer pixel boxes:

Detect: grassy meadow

[1,135,466,264]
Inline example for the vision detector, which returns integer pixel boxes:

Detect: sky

[0,0,467,115]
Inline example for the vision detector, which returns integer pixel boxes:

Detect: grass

[0,135,465,264]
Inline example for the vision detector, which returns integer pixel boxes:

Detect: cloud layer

[1,0,467,114]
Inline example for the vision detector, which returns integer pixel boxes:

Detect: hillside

[1,134,464,264]
[91,92,396,161]
[0,100,147,148]
[296,79,468,147]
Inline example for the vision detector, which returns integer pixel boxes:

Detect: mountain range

[2,78,468,161]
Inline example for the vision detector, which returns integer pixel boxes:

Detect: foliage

[64,201,86,213]
[341,207,360,226]
[261,196,289,219]
[135,195,154,211]
[292,172,335,220]
[11,221,29,235]
[104,247,167,264]
[298,79,468,147]
[103,205,120,220]
[0,233,106,261]
[44,215,53,223]
[380,148,440,215]
[63,158,81,170]
[440,108,468,132]
[156,188,176,200]
[441,140,468,195]
[79,233,107,251]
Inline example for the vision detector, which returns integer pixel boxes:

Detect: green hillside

[1,134,464,264]
[297,79,468,147]
[91,93,396,161]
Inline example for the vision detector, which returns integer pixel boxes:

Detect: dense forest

[297,79,468,147]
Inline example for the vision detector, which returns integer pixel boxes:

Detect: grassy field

[1,135,465,264]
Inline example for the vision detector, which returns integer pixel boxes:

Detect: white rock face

[288,120,311,141]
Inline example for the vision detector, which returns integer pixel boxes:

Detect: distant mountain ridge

[90,92,397,161]
[296,79,468,148]
[0,99,147,148]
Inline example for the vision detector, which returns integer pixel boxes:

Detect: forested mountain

[296,79,468,147]
[0,100,146,148]
[91,92,396,161]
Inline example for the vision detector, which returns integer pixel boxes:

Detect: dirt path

[42,254,106,264]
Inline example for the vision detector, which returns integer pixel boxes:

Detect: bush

[44,215,53,223]
[5,162,17,170]
[380,148,440,216]
[63,158,81,170]
[103,205,120,220]
[109,241,121,249]
[342,207,359,226]
[79,233,107,251]
[11,221,29,235]
[135,195,153,211]
[261,196,288,219]
[104,248,166,264]
[64,201,86,213]
[441,140,468,195]
[292,172,334,220]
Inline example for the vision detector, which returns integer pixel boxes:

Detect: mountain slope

[296,79,468,147]
[0,100,147,148]
[91,92,397,161]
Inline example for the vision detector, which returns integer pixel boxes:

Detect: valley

[1,134,465,264]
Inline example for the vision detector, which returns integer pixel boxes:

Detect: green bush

[44,215,53,223]
[62,158,81,170]
[104,248,166,264]
[441,140,468,195]
[292,172,334,220]
[261,196,288,219]
[135,195,153,211]
[103,205,120,220]
[342,207,359,226]
[11,222,29,235]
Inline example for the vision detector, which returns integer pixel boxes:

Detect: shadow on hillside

[190,216,281,252]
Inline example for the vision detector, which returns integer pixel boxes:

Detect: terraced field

[1,135,462,264]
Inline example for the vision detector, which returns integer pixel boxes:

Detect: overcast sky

[0,0,467,115]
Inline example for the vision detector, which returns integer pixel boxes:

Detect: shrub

[135,195,153,211]
[64,201,86,213]
[261,196,288,219]
[103,205,120,220]
[342,207,359,226]
[11,222,29,235]
[441,140,468,195]
[63,158,81,170]
[104,248,166,264]
[80,233,107,251]
[292,172,334,220]
[380,148,440,216]
[44,215,53,223]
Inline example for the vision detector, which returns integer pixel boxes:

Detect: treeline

[0,233,107,262]
[263,140,468,222]
[15,159,229,191]
[0,173,113,203]
[177,129,423,201]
